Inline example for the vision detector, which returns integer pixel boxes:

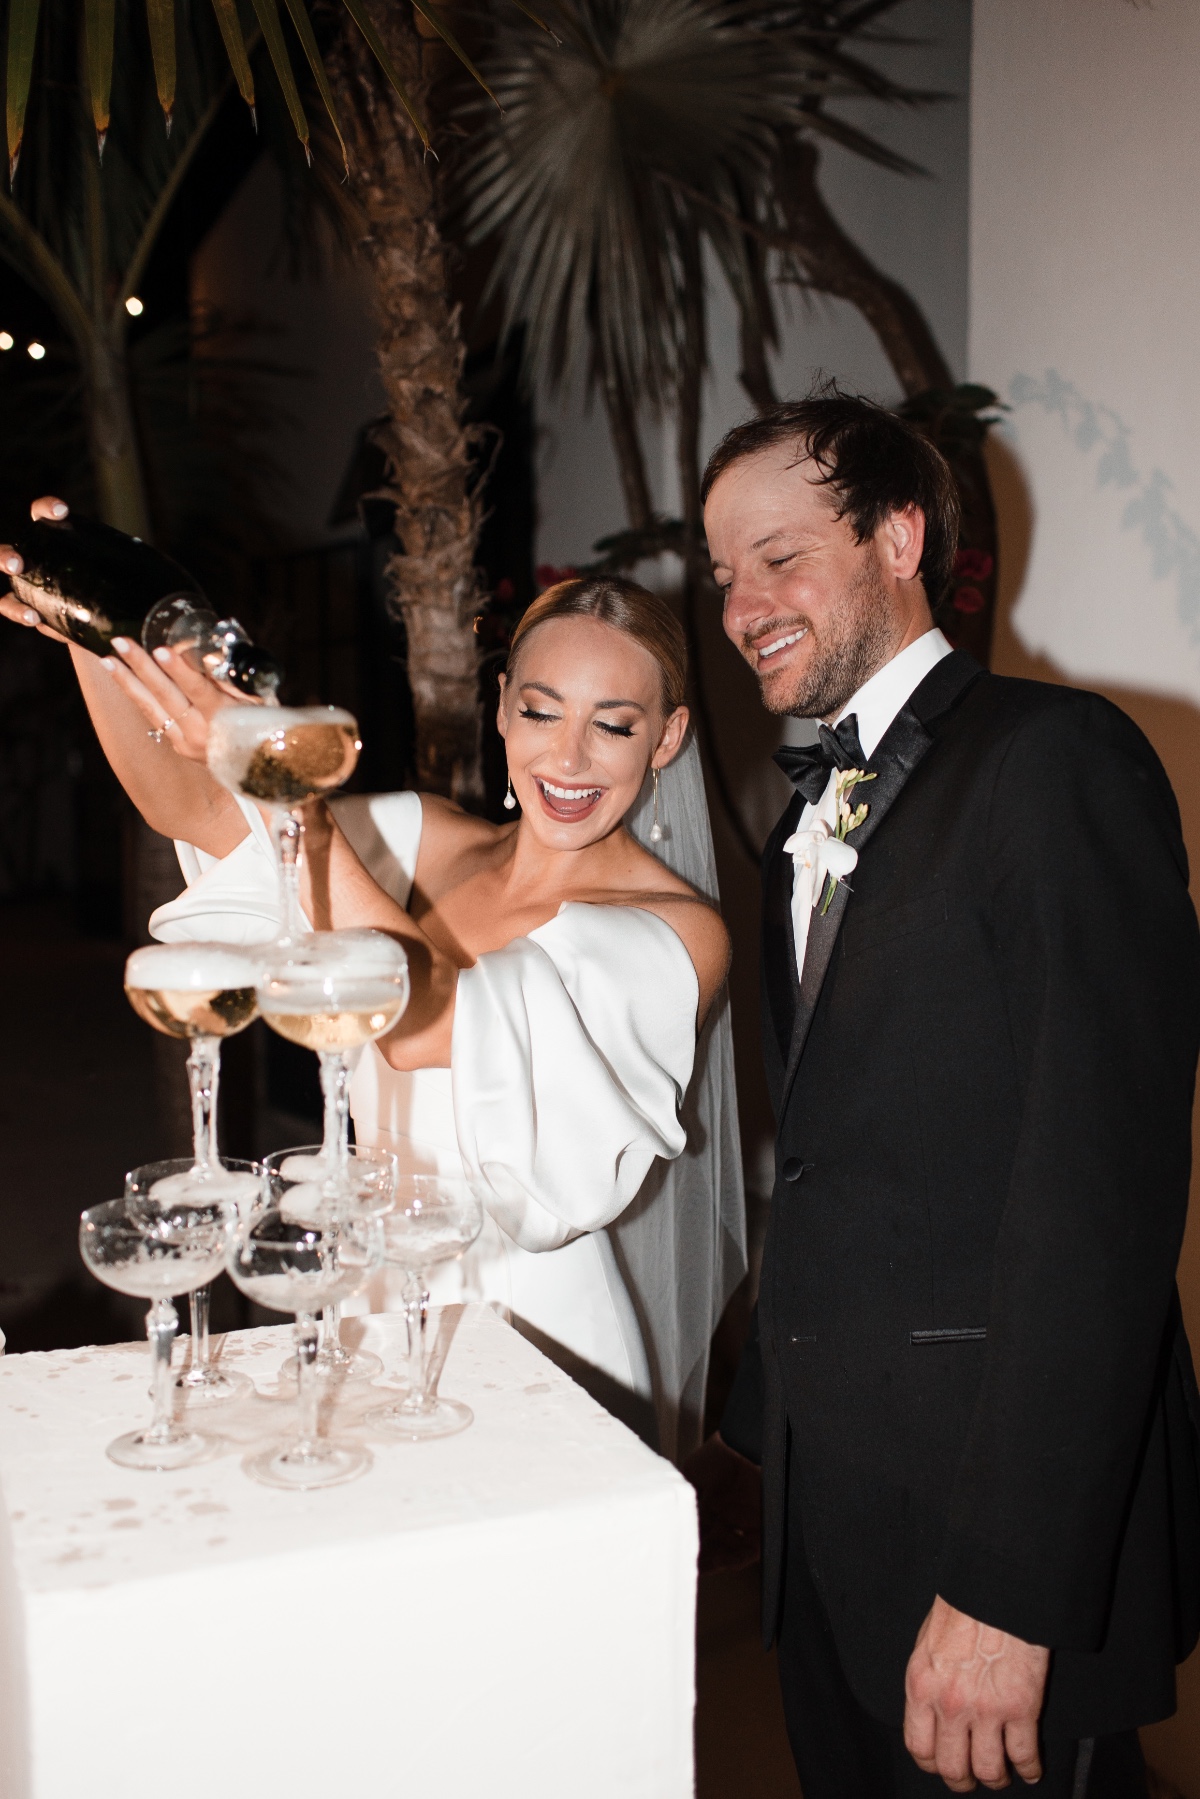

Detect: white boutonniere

[819,766,875,914]
[782,764,877,974]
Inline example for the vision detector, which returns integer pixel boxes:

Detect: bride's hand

[0,496,70,639]
[100,638,249,765]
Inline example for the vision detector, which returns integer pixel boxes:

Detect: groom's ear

[879,504,926,584]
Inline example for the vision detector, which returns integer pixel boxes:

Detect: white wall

[970,3,1200,1788]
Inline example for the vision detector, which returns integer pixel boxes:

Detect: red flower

[953,548,994,582]
[953,585,986,615]
[535,563,580,591]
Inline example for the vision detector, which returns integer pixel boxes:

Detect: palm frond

[5,0,42,180]
[84,0,115,151]
[144,0,176,129]
[208,0,256,117]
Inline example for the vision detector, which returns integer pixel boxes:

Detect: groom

[703,392,1200,1797]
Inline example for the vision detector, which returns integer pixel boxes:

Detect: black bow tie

[773,714,868,805]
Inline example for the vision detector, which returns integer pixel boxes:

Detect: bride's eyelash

[519,706,557,723]
[596,721,634,738]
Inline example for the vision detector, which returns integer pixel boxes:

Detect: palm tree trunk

[776,136,953,398]
[599,364,654,532]
[327,16,483,803]
[675,223,759,865]
[84,334,151,537]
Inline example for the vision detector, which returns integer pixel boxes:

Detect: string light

[125,296,144,317]
[0,332,12,351]
[27,342,45,361]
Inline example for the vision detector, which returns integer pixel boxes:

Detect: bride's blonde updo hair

[506,576,687,717]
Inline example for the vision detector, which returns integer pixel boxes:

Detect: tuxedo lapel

[775,651,984,1113]
[761,790,804,1112]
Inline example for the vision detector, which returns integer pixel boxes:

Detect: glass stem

[146,1299,179,1445]
[187,1033,221,1174]
[402,1270,430,1412]
[318,1048,362,1195]
[320,1301,341,1362]
[271,807,306,942]
[189,1284,212,1375]
[293,1314,320,1456]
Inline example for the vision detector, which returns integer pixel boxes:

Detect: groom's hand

[903,1595,1049,1792]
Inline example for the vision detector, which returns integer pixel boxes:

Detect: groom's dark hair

[700,383,962,604]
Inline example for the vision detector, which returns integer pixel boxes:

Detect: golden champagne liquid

[125,985,259,1040]
[237,723,359,805]
[260,1001,405,1051]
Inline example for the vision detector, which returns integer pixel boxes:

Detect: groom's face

[705,444,920,720]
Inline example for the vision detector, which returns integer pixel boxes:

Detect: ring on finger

[148,715,176,744]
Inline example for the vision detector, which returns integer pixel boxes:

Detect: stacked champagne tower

[12,516,483,1490]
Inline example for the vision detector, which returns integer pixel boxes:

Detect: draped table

[0,1305,697,1799]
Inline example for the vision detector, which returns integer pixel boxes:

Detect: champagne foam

[125,944,260,989]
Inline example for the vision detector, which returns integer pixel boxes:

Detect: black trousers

[777,1519,1148,1799]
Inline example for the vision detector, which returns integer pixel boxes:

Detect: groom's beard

[752,551,896,720]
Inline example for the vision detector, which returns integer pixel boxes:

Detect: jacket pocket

[842,888,949,960]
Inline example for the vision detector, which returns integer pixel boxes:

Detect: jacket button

[782,1156,805,1183]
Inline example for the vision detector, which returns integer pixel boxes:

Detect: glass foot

[243,1439,372,1491]
[106,1427,217,1471]
[278,1346,383,1385]
[175,1364,253,1405]
[366,1397,473,1441]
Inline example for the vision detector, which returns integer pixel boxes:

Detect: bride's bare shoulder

[415,791,505,869]
[605,848,730,1020]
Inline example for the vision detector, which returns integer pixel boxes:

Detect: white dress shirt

[788,627,953,978]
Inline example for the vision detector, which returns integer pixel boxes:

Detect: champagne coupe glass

[226,1197,383,1489]
[124,942,262,1403]
[366,1174,484,1441]
[257,930,409,1206]
[126,1155,262,1404]
[267,1143,398,1383]
[80,1195,234,1470]
[207,705,361,943]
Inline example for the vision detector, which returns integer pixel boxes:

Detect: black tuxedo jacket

[722,651,1200,1734]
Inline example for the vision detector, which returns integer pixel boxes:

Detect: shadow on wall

[986,434,1200,1799]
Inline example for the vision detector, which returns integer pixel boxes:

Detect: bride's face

[497,615,688,848]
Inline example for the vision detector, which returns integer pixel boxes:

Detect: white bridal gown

[150,790,704,1432]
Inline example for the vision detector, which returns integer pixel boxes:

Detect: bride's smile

[498,612,688,849]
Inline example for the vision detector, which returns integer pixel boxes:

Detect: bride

[1,507,746,1459]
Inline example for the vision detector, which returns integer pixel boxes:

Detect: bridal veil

[622,731,748,1462]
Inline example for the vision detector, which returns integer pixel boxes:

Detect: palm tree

[2,0,546,803]
[324,7,487,802]
[455,0,991,855]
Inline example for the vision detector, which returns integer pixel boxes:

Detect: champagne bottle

[7,514,281,698]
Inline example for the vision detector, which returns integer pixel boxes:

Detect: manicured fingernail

[112,637,131,652]
[2,555,20,572]
[101,658,117,672]
[23,610,37,624]
[153,647,172,663]
[50,502,67,518]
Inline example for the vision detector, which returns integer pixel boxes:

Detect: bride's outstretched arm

[1,503,246,855]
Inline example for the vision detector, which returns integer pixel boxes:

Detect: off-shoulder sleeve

[451,902,699,1254]
[152,798,280,945]
[149,789,423,945]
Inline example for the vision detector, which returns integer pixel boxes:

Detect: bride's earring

[649,767,663,843]
[503,773,517,812]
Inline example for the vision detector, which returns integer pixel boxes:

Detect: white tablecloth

[0,1306,697,1799]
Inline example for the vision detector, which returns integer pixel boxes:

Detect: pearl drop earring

[504,774,517,812]
[649,767,663,843]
